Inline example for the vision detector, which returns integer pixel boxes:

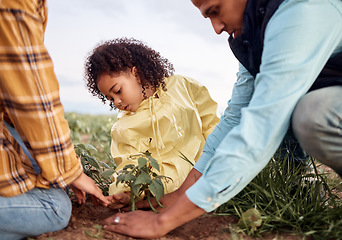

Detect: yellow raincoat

[108,75,219,195]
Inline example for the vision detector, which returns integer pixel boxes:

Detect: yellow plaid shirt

[0,0,83,197]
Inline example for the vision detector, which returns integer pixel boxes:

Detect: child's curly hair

[84,37,175,109]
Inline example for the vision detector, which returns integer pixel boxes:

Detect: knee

[41,188,72,233]
[292,96,324,157]
[53,190,72,231]
[292,99,318,145]
[292,92,339,161]
[292,87,342,175]
[56,206,72,231]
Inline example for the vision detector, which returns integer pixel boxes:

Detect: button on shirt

[186,0,342,212]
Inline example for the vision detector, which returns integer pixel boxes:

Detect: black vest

[229,0,342,91]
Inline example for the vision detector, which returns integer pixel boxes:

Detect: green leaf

[133,171,151,186]
[123,164,136,171]
[105,152,117,169]
[83,143,98,152]
[116,174,126,185]
[100,169,115,179]
[148,156,160,171]
[80,157,86,169]
[138,157,148,169]
[131,184,141,197]
[149,178,164,202]
[143,150,152,157]
[74,145,82,156]
[99,160,110,168]
[238,208,262,231]
[83,224,103,239]
[154,175,173,182]
[75,143,97,155]
[93,224,102,230]
[85,155,101,169]
[124,173,136,182]
[74,143,88,154]
[74,143,86,150]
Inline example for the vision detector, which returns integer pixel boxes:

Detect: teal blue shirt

[186,0,342,212]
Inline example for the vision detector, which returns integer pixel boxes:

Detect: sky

[44,0,239,115]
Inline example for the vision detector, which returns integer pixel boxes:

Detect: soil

[32,197,304,240]
[32,165,340,240]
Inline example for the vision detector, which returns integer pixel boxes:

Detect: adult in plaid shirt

[0,1,109,239]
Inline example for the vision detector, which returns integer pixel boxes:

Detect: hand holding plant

[74,143,116,195]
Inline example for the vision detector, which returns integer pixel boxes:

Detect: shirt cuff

[185,176,222,212]
[186,163,259,212]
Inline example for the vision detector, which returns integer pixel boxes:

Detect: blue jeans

[292,86,342,176]
[0,188,71,240]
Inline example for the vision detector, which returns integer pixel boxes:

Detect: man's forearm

[158,192,206,233]
[156,168,205,232]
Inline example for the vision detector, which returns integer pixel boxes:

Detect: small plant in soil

[115,151,172,212]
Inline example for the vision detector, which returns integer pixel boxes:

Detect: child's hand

[107,192,131,209]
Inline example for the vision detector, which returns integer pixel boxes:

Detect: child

[84,37,219,208]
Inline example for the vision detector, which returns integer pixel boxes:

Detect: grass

[66,112,342,240]
[214,156,342,239]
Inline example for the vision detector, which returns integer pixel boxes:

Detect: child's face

[97,69,145,112]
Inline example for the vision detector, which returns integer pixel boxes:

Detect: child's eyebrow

[104,83,118,99]
[109,83,117,93]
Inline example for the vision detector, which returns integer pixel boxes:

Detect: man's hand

[103,210,168,239]
[102,169,205,238]
[102,193,205,239]
[70,172,109,206]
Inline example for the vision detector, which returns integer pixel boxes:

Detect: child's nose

[114,96,122,106]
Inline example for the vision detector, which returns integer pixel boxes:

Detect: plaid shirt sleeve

[0,0,83,197]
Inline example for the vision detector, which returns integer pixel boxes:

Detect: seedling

[115,151,172,212]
